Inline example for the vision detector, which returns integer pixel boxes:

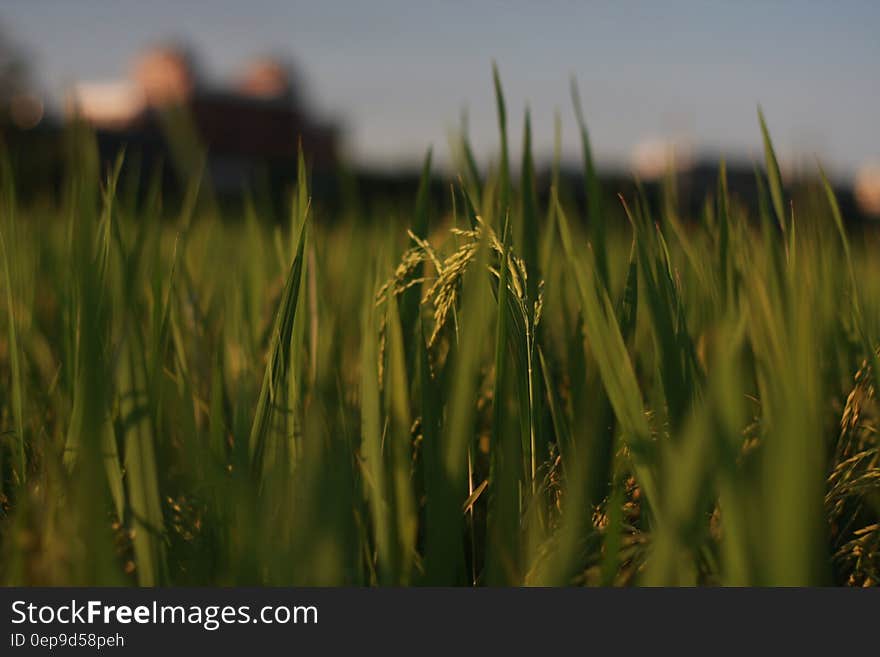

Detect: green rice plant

[571,78,607,288]
[485,218,522,584]
[248,185,309,480]
[1,67,879,588]
[758,107,787,237]
[492,62,510,223]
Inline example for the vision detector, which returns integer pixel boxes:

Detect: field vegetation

[2,69,879,586]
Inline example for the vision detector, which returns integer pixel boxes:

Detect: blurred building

[855,162,880,219]
[630,137,695,181]
[70,45,338,194]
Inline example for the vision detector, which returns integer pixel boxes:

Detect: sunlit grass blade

[758,106,786,236]
[555,195,650,449]
[441,234,492,583]
[571,77,607,288]
[248,205,309,479]
[618,239,639,344]
[401,149,433,371]
[383,295,418,583]
[621,194,701,431]
[120,330,166,586]
[492,62,510,219]
[519,109,540,301]
[359,272,387,584]
[486,218,523,584]
[717,160,733,304]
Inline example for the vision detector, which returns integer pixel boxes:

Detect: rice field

[2,73,879,586]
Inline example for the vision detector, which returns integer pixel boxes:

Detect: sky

[2,0,878,180]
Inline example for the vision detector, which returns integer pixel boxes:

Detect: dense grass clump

[1,76,880,586]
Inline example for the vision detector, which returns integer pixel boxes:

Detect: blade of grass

[492,62,510,221]
[0,228,24,483]
[383,295,418,584]
[486,218,523,584]
[571,77,607,288]
[758,106,786,236]
[248,206,309,480]
[520,109,540,301]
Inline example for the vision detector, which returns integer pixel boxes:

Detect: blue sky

[3,1,878,179]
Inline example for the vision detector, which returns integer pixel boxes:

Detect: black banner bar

[1,587,877,654]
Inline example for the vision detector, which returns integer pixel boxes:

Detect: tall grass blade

[758,107,786,235]
[571,78,607,288]
[486,219,522,584]
[492,62,510,219]
[248,206,309,479]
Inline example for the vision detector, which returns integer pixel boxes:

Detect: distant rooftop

[71,44,309,128]
[67,44,338,191]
